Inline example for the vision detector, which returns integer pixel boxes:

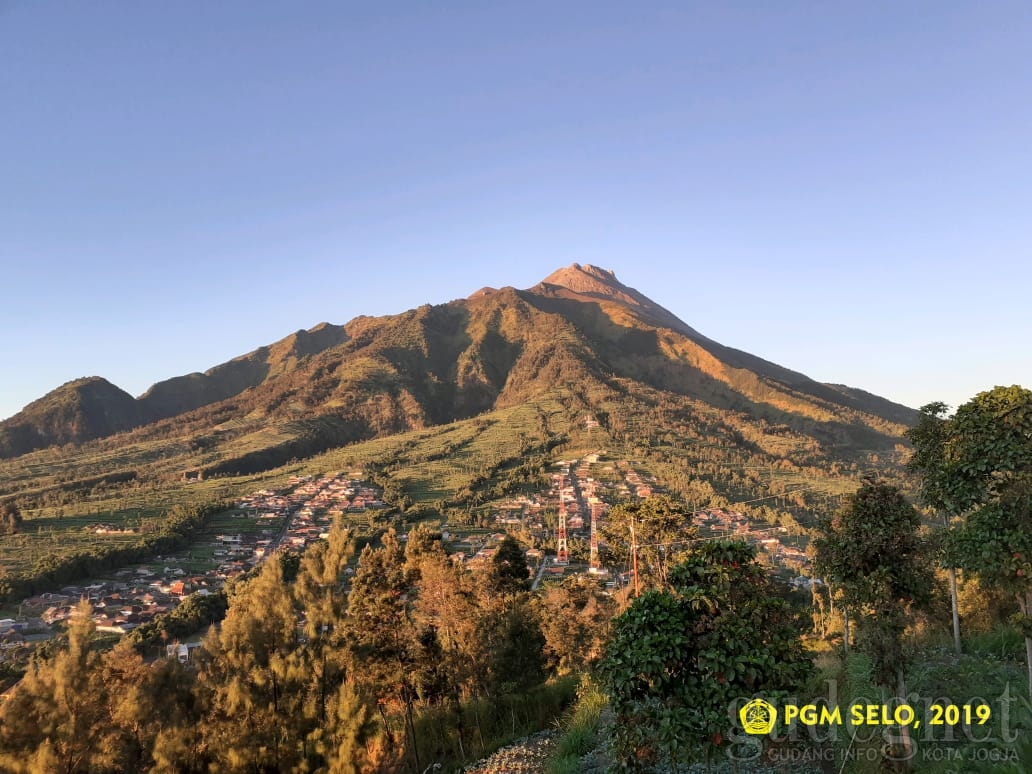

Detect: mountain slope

[0,377,143,457]
[529,264,914,427]
[137,322,349,420]
[0,264,915,462]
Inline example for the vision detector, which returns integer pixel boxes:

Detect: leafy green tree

[600,495,697,591]
[935,386,1032,692]
[598,541,811,771]
[953,482,1032,692]
[906,401,963,653]
[940,386,1032,509]
[813,482,932,760]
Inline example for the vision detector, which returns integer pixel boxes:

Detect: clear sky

[2,1,1030,422]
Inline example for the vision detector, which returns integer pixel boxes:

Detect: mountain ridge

[0,264,915,460]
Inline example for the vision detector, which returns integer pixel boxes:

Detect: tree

[906,401,963,654]
[314,681,369,774]
[345,530,421,771]
[479,597,546,697]
[94,641,201,773]
[291,519,369,771]
[294,519,355,725]
[540,575,616,674]
[0,601,109,773]
[813,482,932,760]
[600,495,697,591]
[0,500,22,535]
[198,559,307,773]
[935,386,1032,692]
[410,548,485,757]
[598,541,811,771]
[490,534,531,596]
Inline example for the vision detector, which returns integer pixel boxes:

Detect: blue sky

[2,1,1030,421]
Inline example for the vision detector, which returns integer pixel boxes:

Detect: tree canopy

[0,500,22,536]
[490,534,531,595]
[926,386,1032,692]
[600,495,696,590]
[813,482,932,688]
[946,386,1032,506]
[598,540,811,770]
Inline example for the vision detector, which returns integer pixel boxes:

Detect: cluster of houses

[622,468,654,499]
[2,474,387,658]
[8,567,217,640]
[693,508,812,575]
[492,455,619,533]
[482,454,819,588]
[225,474,386,564]
[89,523,138,535]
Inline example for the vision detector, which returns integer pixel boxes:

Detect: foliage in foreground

[598,540,812,771]
[813,482,933,690]
[0,522,601,773]
[907,386,1032,694]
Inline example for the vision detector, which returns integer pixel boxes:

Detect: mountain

[0,377,143,457]
[0,264,915,462]
[532,264,915,427]
[136,322,350,420]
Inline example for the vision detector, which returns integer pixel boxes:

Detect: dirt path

[461,730,556,773]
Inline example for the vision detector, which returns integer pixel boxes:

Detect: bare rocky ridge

[531,262,708,338]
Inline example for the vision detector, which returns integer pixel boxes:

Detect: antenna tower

[555,474,569,565]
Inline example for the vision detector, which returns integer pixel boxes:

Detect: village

[0,474,386,660]
[2,456,818,665]
[463,452,815,592]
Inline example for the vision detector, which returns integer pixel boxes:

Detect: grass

[0,468,298,581]
[547,675,608,774]
[409,674,578,773]
[806,631,1032,774]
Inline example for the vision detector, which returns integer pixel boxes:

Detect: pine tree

[345,529,421,770]
[199,559,306,772]
[489,535,531,596]
[0,600,108,773]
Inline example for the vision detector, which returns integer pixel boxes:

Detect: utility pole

[630,515,639,598]
[588,502,604,574]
